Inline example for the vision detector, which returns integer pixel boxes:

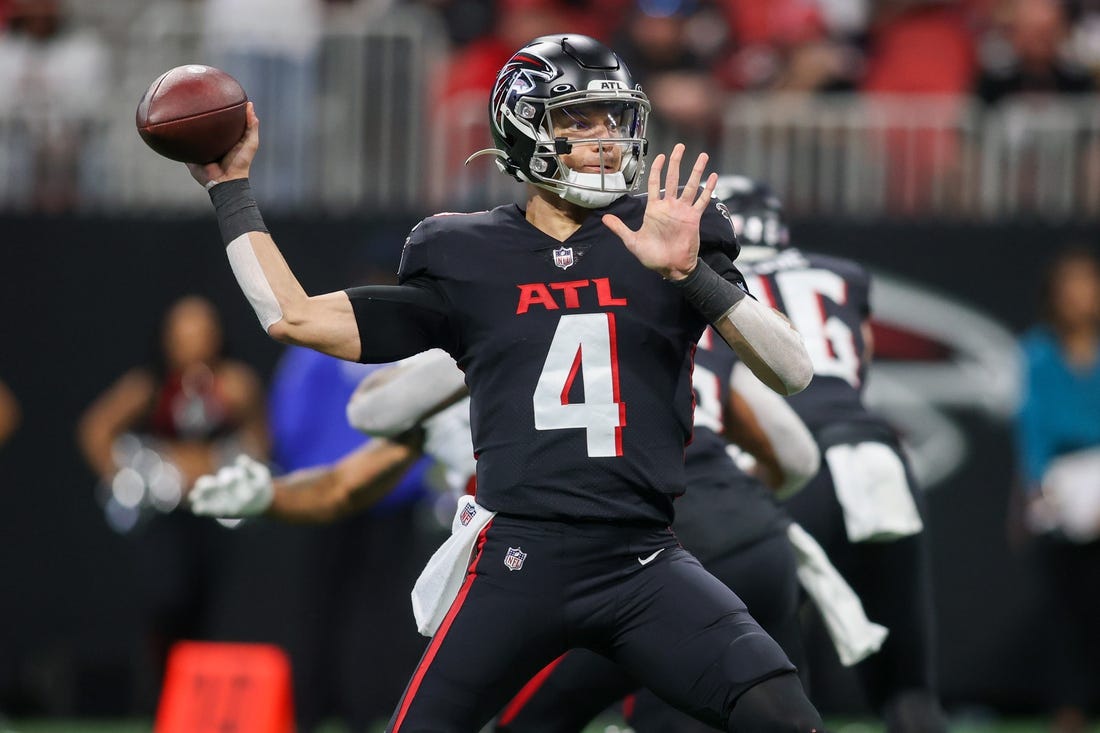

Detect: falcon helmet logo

[553,246,575,270]
[504,546,527,571]
[491,52,557,139]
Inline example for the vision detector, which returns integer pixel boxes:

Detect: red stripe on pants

[497,653,568,726]
[391,520,493,732]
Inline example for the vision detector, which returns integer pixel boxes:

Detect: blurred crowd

[2,0,1100,211]
[430,0,1100,135]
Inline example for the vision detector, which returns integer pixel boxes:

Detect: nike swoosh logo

[637,548,665,566]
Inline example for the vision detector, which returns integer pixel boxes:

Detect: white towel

[1042,447,1100,543]
[825,442,923,543]
[411,496,496,637]
[787,522,889,667]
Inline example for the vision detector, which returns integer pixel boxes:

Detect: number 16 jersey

[397,194,743,525]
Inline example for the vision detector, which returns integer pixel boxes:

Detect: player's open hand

[602,143,718,281]
[186,101,260,189]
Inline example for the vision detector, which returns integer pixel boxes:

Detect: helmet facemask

[527,91,650,208]
[489,85,651,208]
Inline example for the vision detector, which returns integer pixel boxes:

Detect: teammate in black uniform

[184,34,821,732]
[718,176,948,733]
[496,325,813,733]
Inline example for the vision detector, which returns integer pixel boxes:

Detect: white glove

[189,455,274,517]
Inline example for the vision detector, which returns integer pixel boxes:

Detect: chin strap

[467,147,629,208]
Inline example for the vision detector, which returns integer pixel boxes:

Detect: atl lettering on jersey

[515,278,628,315]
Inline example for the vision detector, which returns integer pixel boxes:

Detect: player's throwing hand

[601,143,719,282]
[186,102,260,189]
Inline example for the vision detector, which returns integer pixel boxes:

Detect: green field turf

[3,719,1095,733]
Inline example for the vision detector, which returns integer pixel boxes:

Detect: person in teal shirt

[1018,247,1100,490]
[1015,246,1100,733]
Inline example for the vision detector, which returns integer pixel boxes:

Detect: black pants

[496,529,803,733]
[387,515,796,732]
[1036,535,1100,711]
[783,439,940,719]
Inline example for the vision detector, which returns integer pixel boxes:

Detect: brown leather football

[136,65,248,164]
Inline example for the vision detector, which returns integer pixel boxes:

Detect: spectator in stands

[1016,247,1100,733]
[1065,0,1100,80]
[77,295,269,712]
[718,0,861,92]
[0,0,109,211]
[421,0,495,46]
[863,1,976,94]
[976,0,1094,104]
[436,0,571,105]
[432,0,573,205]
[612,0,726,138]
[0,378,19,448]
[201,0,323,208]
[857,2,977,213]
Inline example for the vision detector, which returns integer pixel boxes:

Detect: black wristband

[670,259,746,323]
[208,178,268,245]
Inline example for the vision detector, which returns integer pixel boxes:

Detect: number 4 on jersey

[533,313,626,457]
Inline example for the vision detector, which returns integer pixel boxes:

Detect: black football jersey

[675,327,788,562]
[737,248,888,435]
[397,193,743,523]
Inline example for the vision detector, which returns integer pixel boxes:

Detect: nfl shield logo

[504,546,527,571]
[460,503,477,527]
[553,246,575,270]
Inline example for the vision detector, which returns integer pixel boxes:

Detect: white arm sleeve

[346,349,467,437]
[719,297,813,396]
[226,234,284,329]
[731,361,821,499]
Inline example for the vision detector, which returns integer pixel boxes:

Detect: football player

[191,341,832,732]
[718,176,948,733]
[188,351,472,523]
[185,34,820,732]
[493,324,821,733]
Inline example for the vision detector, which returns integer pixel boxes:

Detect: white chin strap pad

[558,169,627,209]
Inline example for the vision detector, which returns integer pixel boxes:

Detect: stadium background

[1,0,1099,730]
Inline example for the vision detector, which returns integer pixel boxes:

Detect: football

[136,65,248,164]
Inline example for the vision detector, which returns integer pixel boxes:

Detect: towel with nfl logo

[411,495,496,636]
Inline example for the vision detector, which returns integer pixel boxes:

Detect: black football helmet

[477,34,651,208]
[714,175,789,253]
